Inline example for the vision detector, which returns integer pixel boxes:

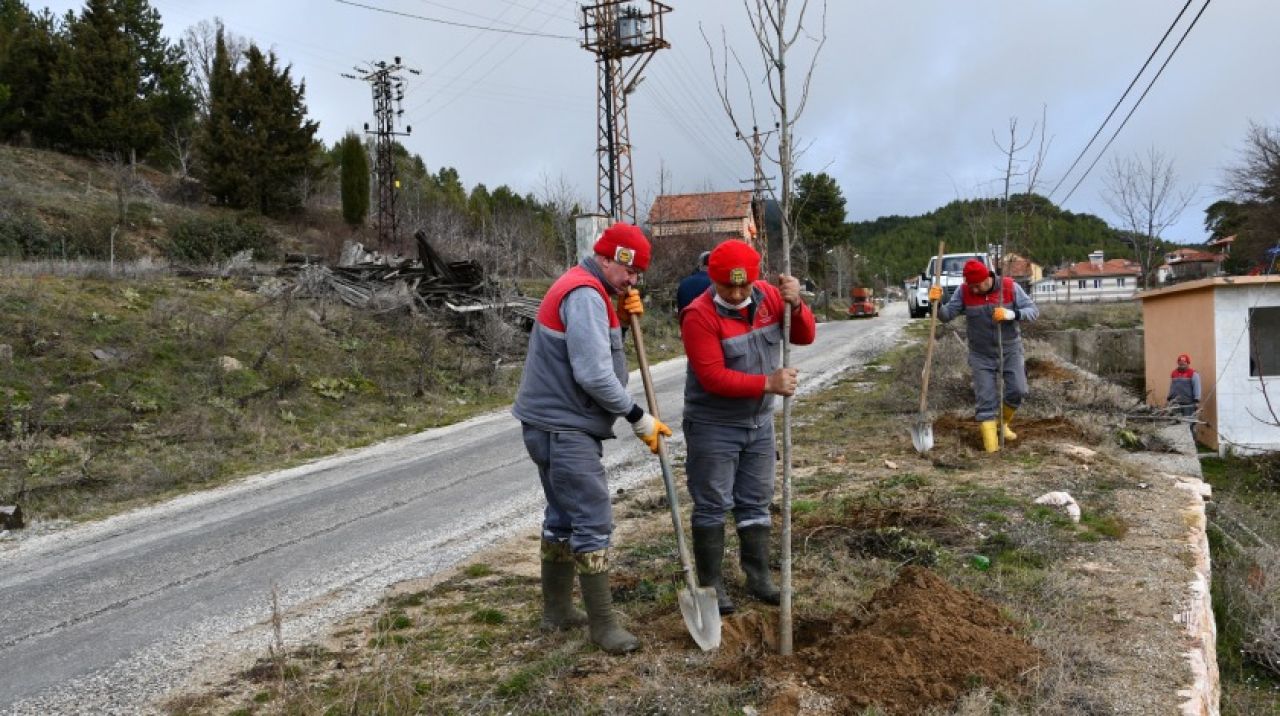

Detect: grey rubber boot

[540,540,587,631]
[691,524,735,615]
[576,551,640,654]
[738,525,781,605]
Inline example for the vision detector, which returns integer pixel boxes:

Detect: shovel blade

[677,587,722,651]
[910,420,934,454]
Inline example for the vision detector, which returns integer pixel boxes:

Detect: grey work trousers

[683,419,776,529]
[970,344,1028,422]
[521,424,612,554]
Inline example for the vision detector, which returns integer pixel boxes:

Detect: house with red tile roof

[1158,247,1224,284]
[647,191,758,247]
[1031,250,1141,303]
[998,252,1042,289]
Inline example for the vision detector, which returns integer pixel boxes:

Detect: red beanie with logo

[708,239,761,286]
[1177,353,1191,364]
[593,223,651,271]
[963,259,991,285]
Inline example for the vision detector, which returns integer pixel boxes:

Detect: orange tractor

[848,287,878,318]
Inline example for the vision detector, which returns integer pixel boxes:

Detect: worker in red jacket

[1167,353,1201,438]
[678,239,817,614]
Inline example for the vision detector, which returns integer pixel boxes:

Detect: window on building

[1117,277,1127,287]
[1093,279,1102,289]
[1059,280,1066,287]
[1250,306,1280,377]
[1078,280,1087,289]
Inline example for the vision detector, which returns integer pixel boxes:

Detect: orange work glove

[927,285,942,302]
[631,413,672,454]
[616,289,644,323]
[993,306,1015,322]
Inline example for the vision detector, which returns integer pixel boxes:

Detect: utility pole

[737,124,777,268]
[344,57,420,254]
[580,1,671,225]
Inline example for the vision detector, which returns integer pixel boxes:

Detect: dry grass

[164,323,1203,715]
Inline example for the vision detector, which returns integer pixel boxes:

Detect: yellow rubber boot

[1001,405,1018,441]
[980,420,1000,453]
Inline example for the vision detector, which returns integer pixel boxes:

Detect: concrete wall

[1212,284,1280,454]
[1043,328,1145,378]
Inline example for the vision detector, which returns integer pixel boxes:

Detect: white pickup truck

[905,252,994,319]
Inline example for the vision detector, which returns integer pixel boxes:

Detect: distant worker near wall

[934,259,1039,452]
[1166,353,1201,438]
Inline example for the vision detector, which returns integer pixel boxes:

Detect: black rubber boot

[540,540,587,631]
[576,552,639,655]
[691,524,735,615]
[738,525,781,605]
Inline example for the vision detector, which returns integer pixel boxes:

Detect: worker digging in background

[678,239,817,614]
[1167,353,1202,438]
[511,222,672,655]
[932,259,1039,452]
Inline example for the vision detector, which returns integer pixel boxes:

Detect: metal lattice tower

[580,2,671,225]
[738,124,777,265]
[343,58,419,253]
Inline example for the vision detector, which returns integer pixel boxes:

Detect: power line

[1048,0,1196,201]
[333,0,576,39]
[1058,0,1212,206]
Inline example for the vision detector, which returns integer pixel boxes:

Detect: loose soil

[709,567,1042,715]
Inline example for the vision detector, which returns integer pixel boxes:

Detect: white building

[1032,251,1141,303]
[1140,276,1280,455]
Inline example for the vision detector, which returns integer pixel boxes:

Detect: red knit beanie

[708,239,761,286]
[593,223,651,271]
[963,259,991,285]
[1177,353,1191,364]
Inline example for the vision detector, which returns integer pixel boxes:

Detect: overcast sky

[34,0,1280,245]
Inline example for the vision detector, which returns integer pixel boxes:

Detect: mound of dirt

[716,566,1041,715]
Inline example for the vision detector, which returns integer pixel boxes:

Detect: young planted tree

[705,0,828,656]
[339,133,369,227]
[1101,146,1194,287]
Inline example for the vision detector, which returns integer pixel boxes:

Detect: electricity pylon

[580,1,671,225]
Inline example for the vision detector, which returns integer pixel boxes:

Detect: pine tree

[196,39,319,216]
[340,132,369,227]
[0,4,63,144]
[44,0,192,157]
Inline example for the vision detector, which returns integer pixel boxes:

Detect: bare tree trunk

[704,0,827,657]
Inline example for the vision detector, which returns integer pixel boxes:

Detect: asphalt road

[0,302,907,715]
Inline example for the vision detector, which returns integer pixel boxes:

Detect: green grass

[0,274,521,522]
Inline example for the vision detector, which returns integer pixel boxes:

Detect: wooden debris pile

[282,231,538,329]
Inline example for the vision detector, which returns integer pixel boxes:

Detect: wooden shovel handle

[919,241,945,415]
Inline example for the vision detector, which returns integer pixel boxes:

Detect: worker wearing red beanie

[1167,353,1201,440]
[929,258,1039,452]
[678,239,817,614]
[513,221,668,654]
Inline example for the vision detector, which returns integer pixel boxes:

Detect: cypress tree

[339,132,370,227]
[0,3,63,144]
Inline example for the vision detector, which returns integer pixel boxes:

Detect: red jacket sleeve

[681,307,769,399]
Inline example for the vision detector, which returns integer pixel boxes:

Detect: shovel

[628,314,722,651]
[911,241,945,454]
